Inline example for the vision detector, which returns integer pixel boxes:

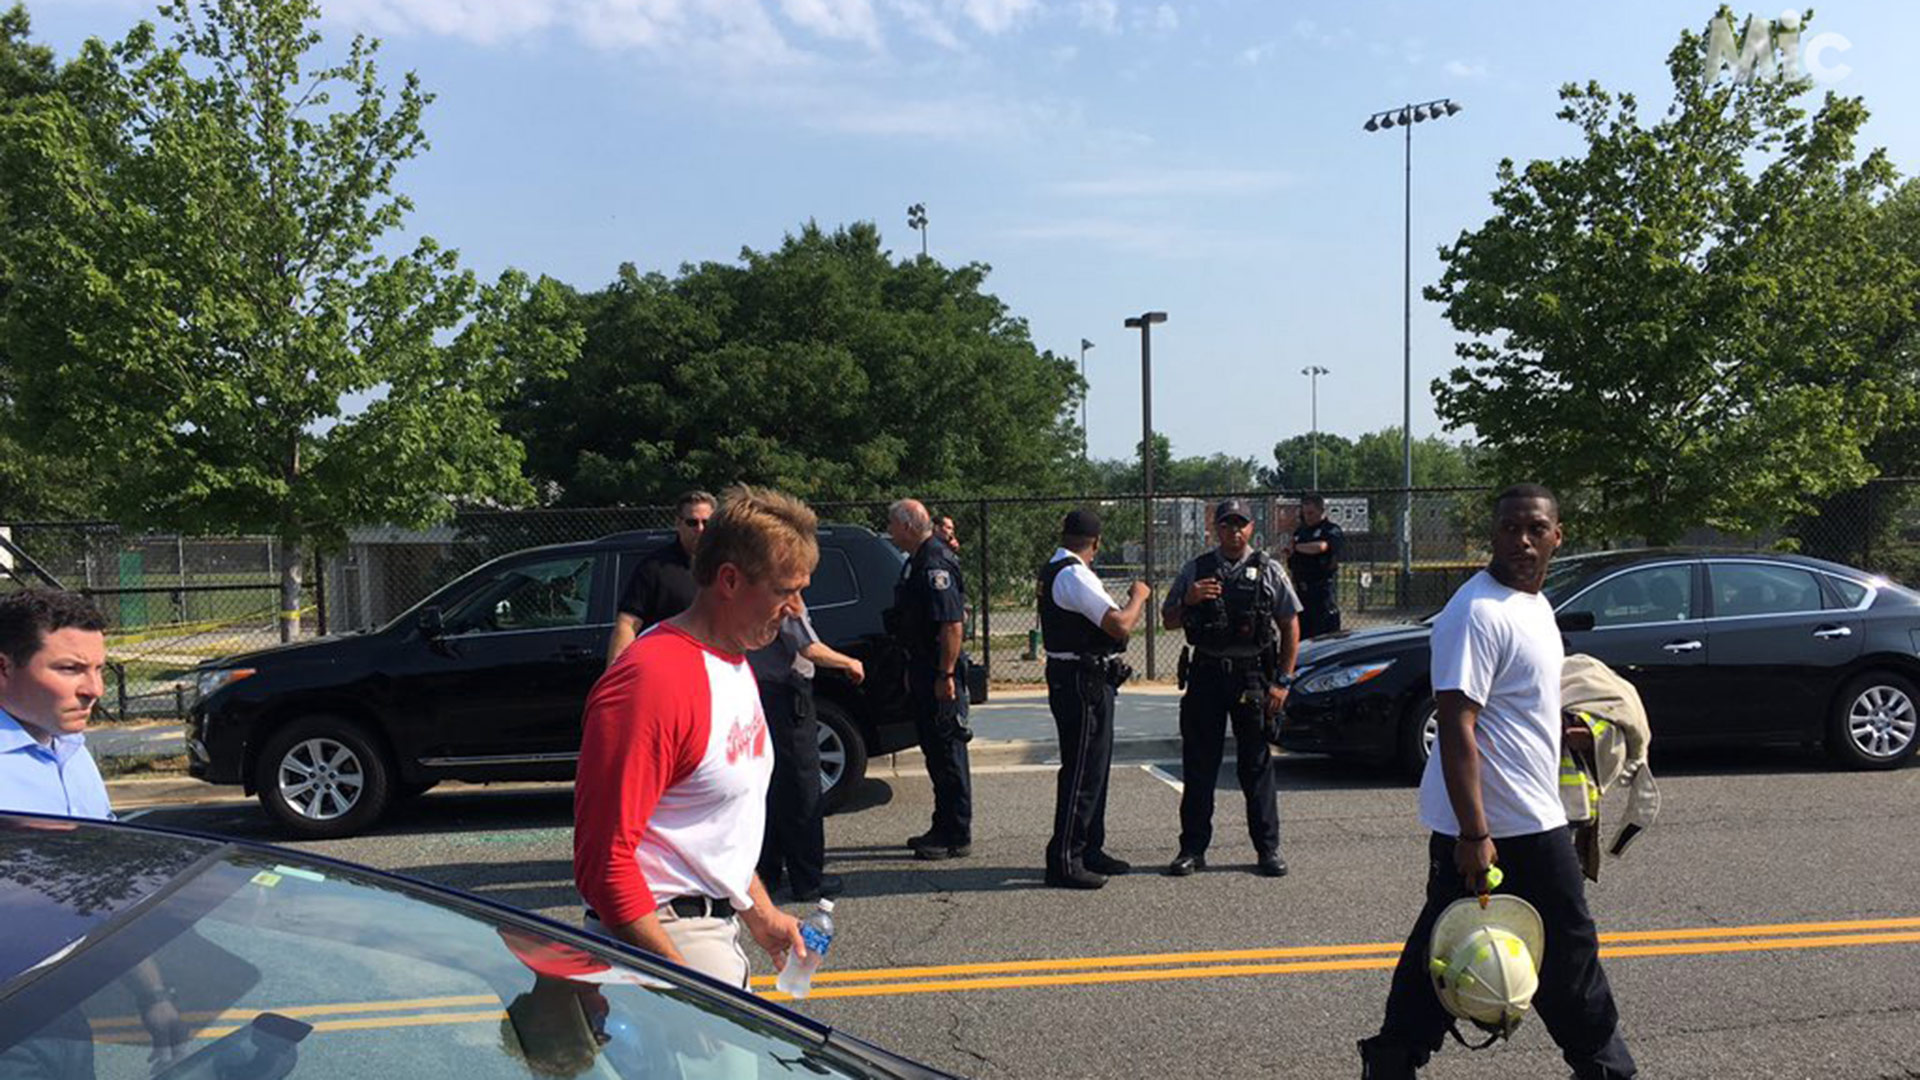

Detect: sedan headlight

[193,667,255,702]
[1297,660,1395,696]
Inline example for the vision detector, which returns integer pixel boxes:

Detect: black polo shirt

[617,542,696,628]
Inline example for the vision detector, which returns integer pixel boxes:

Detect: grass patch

[97,753,190,779]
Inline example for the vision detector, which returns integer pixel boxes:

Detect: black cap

[1062,507,1103,538]
[1214,498,1254,524]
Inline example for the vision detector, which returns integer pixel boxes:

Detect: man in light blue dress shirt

[0,588,114,820]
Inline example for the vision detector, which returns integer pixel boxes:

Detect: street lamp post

[906,202,928,257]
[1079,338,1095,458]
[1364,97,1461,603]
[1301,365,1329,489]
[1124,311,1167,679]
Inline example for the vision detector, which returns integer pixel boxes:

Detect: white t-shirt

[1045,548,1119,659]
[1418,570,1569,839]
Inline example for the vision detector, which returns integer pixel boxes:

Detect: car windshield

[0,820,899,1079]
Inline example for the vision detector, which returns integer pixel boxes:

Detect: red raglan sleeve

[572,646,701,927]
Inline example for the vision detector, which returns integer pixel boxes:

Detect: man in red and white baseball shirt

[574,486,813,987]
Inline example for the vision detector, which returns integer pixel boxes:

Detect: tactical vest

[1038,556,1118,657]
[1183,549,1278,653]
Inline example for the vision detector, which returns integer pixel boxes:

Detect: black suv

[187,526,973,838]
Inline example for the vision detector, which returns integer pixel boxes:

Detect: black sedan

[0,812,954,1079]
[1278,550,1920,776]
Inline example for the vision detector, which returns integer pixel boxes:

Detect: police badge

[929,569,952,590]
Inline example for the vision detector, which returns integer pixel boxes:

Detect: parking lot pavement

[133,747,1920,1079]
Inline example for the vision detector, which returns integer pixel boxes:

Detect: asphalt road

[131,746,1920,1080]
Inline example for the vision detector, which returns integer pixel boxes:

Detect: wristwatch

[1274,673,1295,689]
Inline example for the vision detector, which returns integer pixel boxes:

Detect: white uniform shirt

[1045,548,1118,660]
[1418,569,1569,839]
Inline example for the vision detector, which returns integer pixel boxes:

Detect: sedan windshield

[0,823,899,1079]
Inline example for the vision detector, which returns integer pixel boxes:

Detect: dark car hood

[1298,623,1431,666]
[195,630,387,671]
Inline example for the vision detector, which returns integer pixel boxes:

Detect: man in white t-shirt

[1358,485,1636,1079]
[1037,508,1151,889]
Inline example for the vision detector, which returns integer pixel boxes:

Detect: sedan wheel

[1398,696,1439,781]
[1830,672,1920,770]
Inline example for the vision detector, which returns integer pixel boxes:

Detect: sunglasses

[1218,517,1252,528]
[681,517,710,529]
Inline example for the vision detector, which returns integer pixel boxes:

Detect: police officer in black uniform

[1288,493,1345,640]
[885,497,973,860]
[1163,498,1302,878]
[1039,508,1152,889]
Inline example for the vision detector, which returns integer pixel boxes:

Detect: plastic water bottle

[775,899,835,999]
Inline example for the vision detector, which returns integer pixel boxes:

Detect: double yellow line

[752,915,1920,1001]
[89,915,1920,1042]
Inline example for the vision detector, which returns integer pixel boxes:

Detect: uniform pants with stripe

[1045,658,1116,872]
[1360,828,1636,1079]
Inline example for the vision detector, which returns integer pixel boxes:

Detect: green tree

[0,0,575,634]
[1428,10,1916,544]
[1262,428,1482,492]
[507,222,1080,504]
[1086,434,1263,494]
[0,4,100,522]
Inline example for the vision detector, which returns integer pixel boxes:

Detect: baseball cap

[1062,508,1103,537]
[1214,498,1254,524]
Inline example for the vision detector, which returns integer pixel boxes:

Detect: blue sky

[28,1,1920,468]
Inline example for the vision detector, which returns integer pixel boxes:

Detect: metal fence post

[978,498,991,680]
[314,548,328,637]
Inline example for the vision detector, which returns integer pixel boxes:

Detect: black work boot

[1357,1037,1422,1079]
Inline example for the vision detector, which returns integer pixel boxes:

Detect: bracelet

[940,670,955,677]
[1457,832,1489,842]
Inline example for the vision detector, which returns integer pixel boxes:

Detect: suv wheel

[815,697,869,812]
[1398,695,1438,781]
[1828,671,1920,770]
[256,715,394,839]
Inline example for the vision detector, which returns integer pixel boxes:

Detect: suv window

[444,555,596,634]
[806,547,859,609]
[1710,562,1822,618]
[1561,564,1692,628]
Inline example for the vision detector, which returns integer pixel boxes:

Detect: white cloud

[1291,17,1350,50]
[885,0,965,49]
[778,0,883,47]
[1238,40,1277,66]
[955,0,1038,35]
[1050,168,1293,198]
[807,90,1080,141]
[1077,0,1119,35]
[1443,58,1489,80]
[1137,3,1178,32]
[1051,44,1081,64]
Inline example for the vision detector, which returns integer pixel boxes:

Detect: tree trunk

[278,538,303,643]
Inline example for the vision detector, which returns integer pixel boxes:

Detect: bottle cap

[817,899,835,912]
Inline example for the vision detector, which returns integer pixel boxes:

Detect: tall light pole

[906,202,928,257]
[1124,311,1167,678]
[1079,338,1095,459]
[1364,97,1461,600]
[1301,365,1329,489]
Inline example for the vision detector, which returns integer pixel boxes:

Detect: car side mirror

[1556,611,1595,633]
[417,606,445,638]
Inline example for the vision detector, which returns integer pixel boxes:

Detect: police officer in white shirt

[1038,508,1151,889]
[1358,484,1636,1079]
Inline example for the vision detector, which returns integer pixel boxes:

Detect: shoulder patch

[928,568,952,591]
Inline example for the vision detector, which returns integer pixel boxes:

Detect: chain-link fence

[5,477,1916,705]
[0,523,319,719]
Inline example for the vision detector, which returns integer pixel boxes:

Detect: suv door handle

[556,645,598,661]
[1812,625,1853,640]
[1661,640,1703,654]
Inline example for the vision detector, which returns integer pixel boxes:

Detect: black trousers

[1045,658,1117,872]
[909,665,972,844]
[1360,828,1636,1079]
[1177,661,1280,859]
[757,680,826,895]
[1297,577,1341,639]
